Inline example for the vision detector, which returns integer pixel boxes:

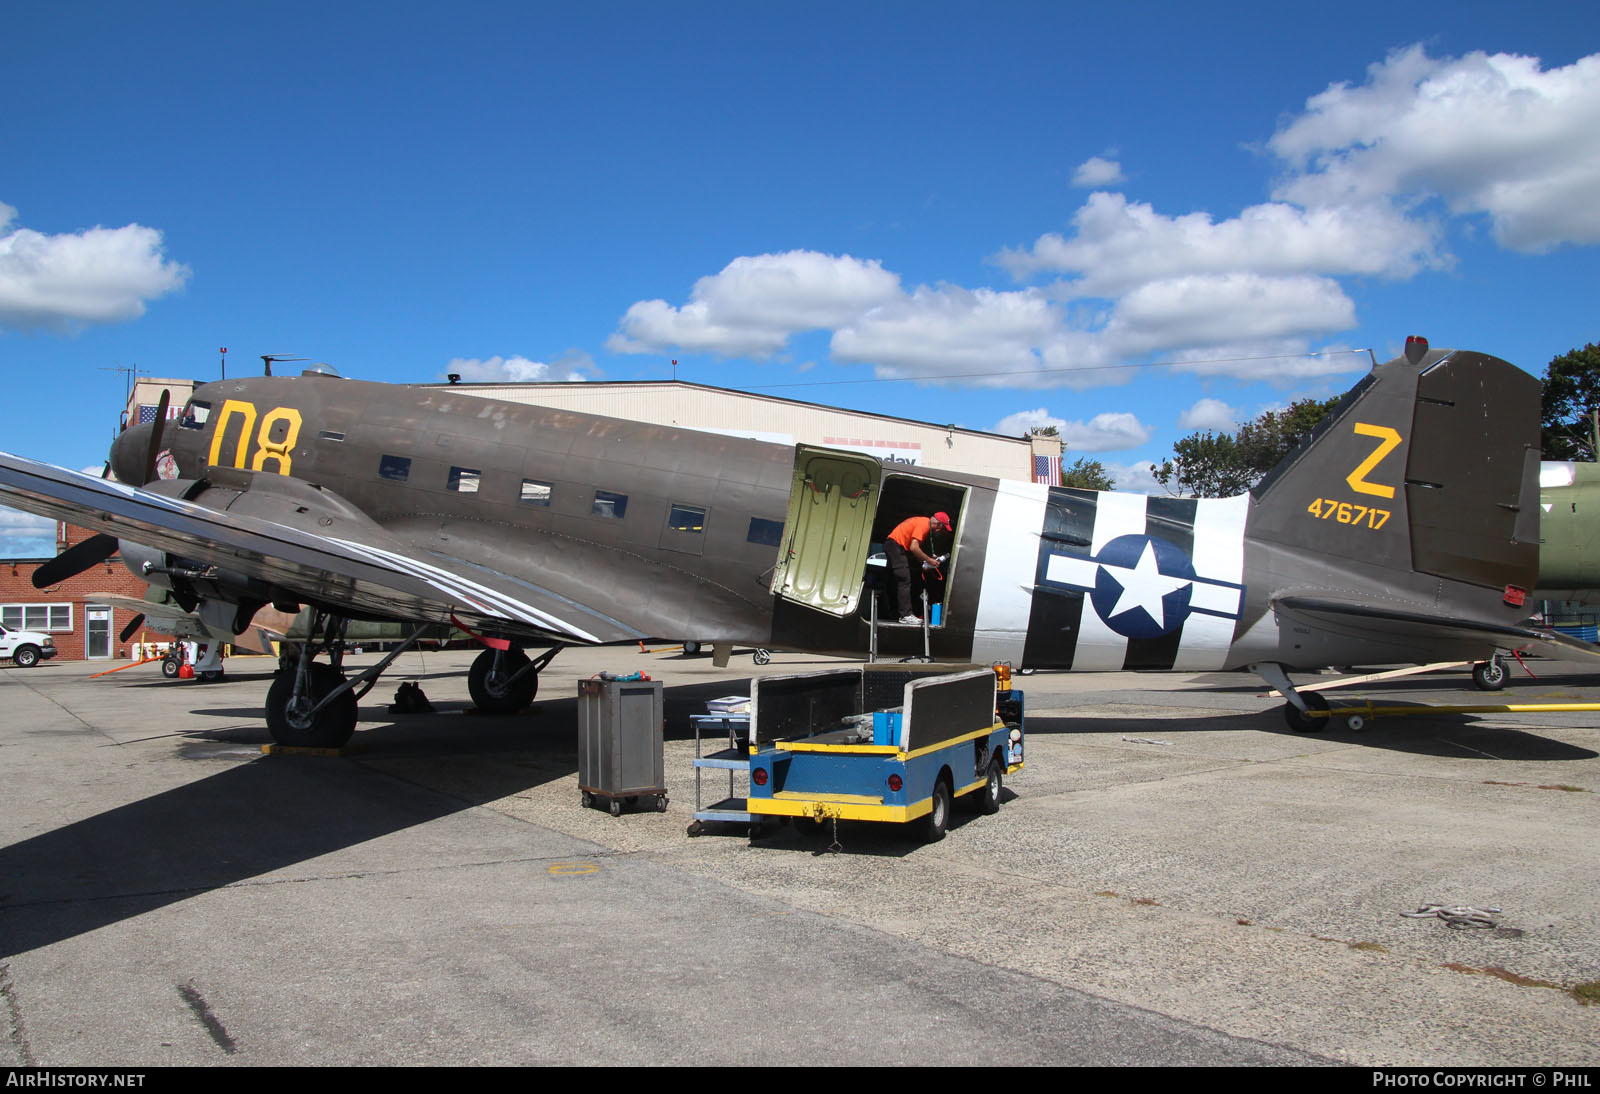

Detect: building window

[668,504,706,533]
[592,490,628,519]
[747,517,784,547]
[378,454,412,482]
[520,479,553,506]
[2,603,72,632]
[448,466,481,493]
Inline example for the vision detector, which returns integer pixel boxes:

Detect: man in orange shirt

[883,511,950,624]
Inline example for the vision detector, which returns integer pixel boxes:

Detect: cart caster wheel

[687,820,704,837]
[608,799,622,817]
[1346,714,1366,731]
[752,648,771,666]
[580,790,593,808]
[655,795,669,813]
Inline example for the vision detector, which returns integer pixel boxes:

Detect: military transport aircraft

[1,337,1590,745]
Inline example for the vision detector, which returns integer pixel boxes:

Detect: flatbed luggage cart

[744,663,1024,844]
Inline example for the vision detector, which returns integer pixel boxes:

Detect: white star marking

[1103,541,1193,627]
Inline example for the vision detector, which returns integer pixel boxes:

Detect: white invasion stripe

[1074,490,1148,670]
[327,537,598,642]
[971,479,1049,667]
[1175,494,1249,669]
[1190,581,1243,616]
[1044,554,1098,587]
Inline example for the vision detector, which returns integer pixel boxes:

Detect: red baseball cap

[932,511,951,526]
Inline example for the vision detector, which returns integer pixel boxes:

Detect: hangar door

[770,446,881,616]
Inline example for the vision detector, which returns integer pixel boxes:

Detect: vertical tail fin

[1249,344,1540,593]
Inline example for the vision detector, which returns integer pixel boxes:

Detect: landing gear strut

[467,644,562,714]
[263,609,429,748]
[1253,662,1332,733]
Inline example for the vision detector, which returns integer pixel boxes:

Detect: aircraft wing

[0,451,638,645]
[1275,596,1600,664]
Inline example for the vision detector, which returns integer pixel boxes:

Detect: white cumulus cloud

[994,191,1440,291]
[0,201,190,331]
[1270,46,1600,252]
[444,353,592,383]
[607,250,902,358]
[1104,460,1164,493]
[1177,397,1240,432]
[1072,156,1125,187]
[991,409,1152,452]
[0,506,56,558]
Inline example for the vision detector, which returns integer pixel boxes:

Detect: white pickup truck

[0,624,58,667]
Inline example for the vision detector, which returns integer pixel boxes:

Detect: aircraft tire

[1472,657,1508,691]
[921,775,952,843]
[468,648,537,713]
[682,641,701,656]
[1283,691,1330,732]
[266,664,357,748]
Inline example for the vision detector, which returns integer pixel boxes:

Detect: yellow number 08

[208,399,303,476]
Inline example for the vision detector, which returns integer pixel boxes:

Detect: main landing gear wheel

[468,648,538,713]
[1284,690,1331,733]
[266,663,358,748]
[921,776,952,843]
[1472,657,1509,691]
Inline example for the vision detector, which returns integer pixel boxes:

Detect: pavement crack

[0,962,36,1065]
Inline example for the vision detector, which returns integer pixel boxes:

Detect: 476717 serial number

[1307,497,1390,529]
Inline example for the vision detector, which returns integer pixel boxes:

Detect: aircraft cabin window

[179,400,210,429]
[520,479,553,506]
[592,490,628,520]
[668,504,706,533]
[378,454,412,482]
[747,517,784,547]
[448,466,481,493]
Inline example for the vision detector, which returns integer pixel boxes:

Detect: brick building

[1,522,172,662]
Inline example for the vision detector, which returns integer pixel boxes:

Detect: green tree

[1541,343,1600,461]
[1060,457,1115,490]
[1154,397,1342,498]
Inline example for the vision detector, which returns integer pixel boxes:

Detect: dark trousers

[884,539,923,619]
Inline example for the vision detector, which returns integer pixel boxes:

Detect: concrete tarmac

[2,644,1598,1066]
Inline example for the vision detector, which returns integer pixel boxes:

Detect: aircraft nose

[110,423,153,485]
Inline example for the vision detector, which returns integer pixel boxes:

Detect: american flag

[1033,453,1061,485]
[136,403,179,424]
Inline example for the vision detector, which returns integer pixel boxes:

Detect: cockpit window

[179,400,211,429]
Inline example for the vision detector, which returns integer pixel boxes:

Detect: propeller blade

[32,534,119,589]
[119,614,146,644]
[142,388,170,485]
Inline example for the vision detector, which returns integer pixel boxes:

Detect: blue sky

[3,1,1597,555]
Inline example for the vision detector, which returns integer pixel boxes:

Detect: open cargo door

[770,445,882,616]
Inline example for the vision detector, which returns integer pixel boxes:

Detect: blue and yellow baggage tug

[745,663,1024,842]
